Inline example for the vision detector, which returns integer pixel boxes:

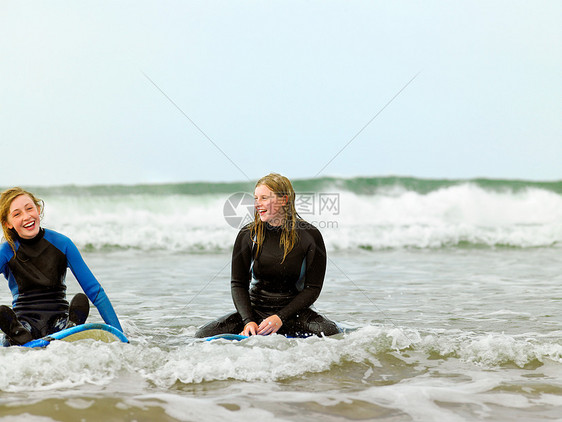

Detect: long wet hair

[0,187,44,252]
[249,173,301,262]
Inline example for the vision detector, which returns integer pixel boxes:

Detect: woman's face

[254,184,287,226]
[5,194,41,239]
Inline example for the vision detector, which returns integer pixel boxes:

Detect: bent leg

[282,308,340,337]
[0,305,33,346]
[195,311,245,338]
[67,293,90,327]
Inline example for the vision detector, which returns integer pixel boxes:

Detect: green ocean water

[13,176,562,197]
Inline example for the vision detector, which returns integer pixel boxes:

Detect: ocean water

[0,177,561,421]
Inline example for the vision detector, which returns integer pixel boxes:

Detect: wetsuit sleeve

[64,240,123,332]
[0,243,18,300]
[230,228,254,325]
[0,243,12,282]
[0,243,13,279]
[276,226,327,322]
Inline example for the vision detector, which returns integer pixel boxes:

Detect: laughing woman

[0,187,123,345]
[196,173,339,338]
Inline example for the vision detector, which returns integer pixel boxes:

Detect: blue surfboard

[21,323,129,348]
[204,332,326,341]
[205,333,249,342]
[204,324,346,342]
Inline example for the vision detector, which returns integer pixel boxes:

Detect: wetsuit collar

[265,222,283,232]
[15,228,45,245]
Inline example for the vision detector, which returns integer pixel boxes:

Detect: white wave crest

[34,184,562,252]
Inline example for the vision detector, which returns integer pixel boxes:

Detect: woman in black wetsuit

[195,173,339,338]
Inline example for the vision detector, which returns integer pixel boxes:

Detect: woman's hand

[257,314,283,335]
[241,321,258,336]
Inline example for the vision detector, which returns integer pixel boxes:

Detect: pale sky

[1,1,560,186]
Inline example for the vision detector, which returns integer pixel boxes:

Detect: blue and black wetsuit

[195,221,339,338]
[0,228,122,342]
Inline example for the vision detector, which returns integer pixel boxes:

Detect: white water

[1,247,561,421]
[40,183,562,252]
[1,180,561,420]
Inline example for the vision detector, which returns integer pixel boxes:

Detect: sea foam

[32,181,561,252]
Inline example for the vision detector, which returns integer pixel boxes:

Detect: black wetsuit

[195,221,339,338]
[0,229,122,343]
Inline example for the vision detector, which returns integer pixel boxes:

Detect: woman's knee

[287,309,340,337]
[194,312,243,338]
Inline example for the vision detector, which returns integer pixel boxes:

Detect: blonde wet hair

[0,187,44,252]
[250,173,300,262]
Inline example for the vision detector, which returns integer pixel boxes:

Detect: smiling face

[254,184,288,226]
[5,194,42,239]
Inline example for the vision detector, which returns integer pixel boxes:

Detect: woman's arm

[230,228,255,326]
[276,225,327,322]
[53,233,124,332]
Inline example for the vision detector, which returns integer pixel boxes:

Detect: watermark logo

[223,192,340,229]
[223,192,255,229]
[296,192,340,216]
